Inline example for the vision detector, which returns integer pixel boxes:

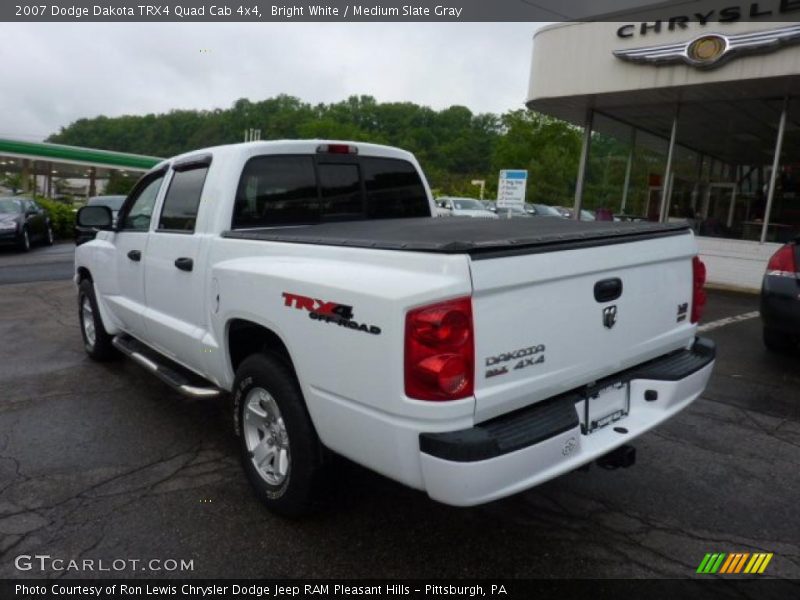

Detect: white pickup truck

[74,140,715,516]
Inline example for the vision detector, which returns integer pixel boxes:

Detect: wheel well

[77,267,92,283]
[228,319,293,374]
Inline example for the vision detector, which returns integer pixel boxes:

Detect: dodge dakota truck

[74,140,714,516]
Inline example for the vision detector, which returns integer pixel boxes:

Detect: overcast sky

[0,23,546,141]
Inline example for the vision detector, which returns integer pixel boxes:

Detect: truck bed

[222,218,689,259]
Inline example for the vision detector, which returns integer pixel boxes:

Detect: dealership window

[577,99,799,243]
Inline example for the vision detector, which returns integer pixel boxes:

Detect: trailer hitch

[596,444,636,470]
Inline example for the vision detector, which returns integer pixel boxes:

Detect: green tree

[48,96,586,205]
[492,110,581,205]
[105,171,137,195]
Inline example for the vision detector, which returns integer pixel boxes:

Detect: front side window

[158,166,209,232]
[121,174,165,231]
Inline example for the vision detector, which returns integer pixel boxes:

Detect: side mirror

[77,205,113,229]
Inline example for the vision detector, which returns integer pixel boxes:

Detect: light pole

[471,179,485,200]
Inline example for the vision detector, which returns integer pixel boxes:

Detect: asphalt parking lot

[0,243,74,285]
[0,245,798,580]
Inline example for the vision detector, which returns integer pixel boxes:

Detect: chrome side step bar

[112,335,222,399]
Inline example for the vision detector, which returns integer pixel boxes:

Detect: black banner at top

[2,578,799,600]
[3,0,800,22]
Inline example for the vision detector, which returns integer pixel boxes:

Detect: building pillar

[761,97,789,244]
[88,167,97,198]
[659,105,680,222]
[620,128,636,214]
[690,154,704,215]
[726,166,739,228]
[21,160,31,193]
[573,107,594,220]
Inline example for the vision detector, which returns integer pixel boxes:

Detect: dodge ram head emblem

[613,25,800,70]
[603,305,618,329]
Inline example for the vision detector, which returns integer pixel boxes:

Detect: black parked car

[761,238,800,353]
[0,197,54,251]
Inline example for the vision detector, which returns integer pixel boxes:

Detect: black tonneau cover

[222,217,690,259]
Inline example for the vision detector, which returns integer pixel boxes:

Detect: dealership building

[527,17,800,291]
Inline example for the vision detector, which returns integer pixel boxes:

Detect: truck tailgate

[470,230,698,422]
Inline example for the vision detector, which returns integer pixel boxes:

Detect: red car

[760,239,800,353]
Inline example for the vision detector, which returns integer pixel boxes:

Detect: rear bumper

[419,337,715,506]
[761,275,800,336]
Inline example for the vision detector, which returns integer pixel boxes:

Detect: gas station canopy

[0,137,162,191]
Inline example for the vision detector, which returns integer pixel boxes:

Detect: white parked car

[74,140,714,515]
[437,196,498,218]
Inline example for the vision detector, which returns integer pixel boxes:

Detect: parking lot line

[697,311,760,333]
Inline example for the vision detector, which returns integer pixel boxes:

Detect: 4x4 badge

[603,305,617,329]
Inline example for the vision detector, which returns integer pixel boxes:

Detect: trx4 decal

[282,292,381,335]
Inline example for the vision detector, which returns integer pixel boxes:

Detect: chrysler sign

[613,24,800,69]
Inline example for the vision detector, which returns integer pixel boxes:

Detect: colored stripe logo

[696,552,773,574]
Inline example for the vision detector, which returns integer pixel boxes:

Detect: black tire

[17,227,30,252]
[763,327,795,354]
[233,353,326,517]
[44,223,54,246]
[78,279,118,361]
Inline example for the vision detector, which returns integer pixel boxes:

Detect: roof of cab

[154,139,416,171]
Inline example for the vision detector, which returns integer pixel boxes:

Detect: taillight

[766,244,798,277]
[691,256,707,324]
[405,297,473,401]
[316,143,358,155]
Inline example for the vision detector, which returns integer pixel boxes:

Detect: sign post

[497,170,528,216]
[470,179,486,200]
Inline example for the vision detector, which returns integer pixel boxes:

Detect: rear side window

[232,154,430,228]
[362,157,429,219]
[159,166,209,232]
[234,156,318,227]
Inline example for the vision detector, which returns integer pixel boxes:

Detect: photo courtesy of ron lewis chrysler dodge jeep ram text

[74,140,714,516]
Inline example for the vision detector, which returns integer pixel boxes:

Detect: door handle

[174,257,194,272]
[127,250,141,262]
[594,278,623,302]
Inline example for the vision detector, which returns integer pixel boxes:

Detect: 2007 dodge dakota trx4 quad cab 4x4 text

[74,140,714,515]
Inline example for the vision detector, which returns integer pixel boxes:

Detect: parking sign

[497,170,528,208]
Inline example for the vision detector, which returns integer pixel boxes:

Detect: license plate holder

[581,381,630,434]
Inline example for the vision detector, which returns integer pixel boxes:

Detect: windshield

[451,198,485,210]
[0,198,23,214]
[88,196,126,211]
